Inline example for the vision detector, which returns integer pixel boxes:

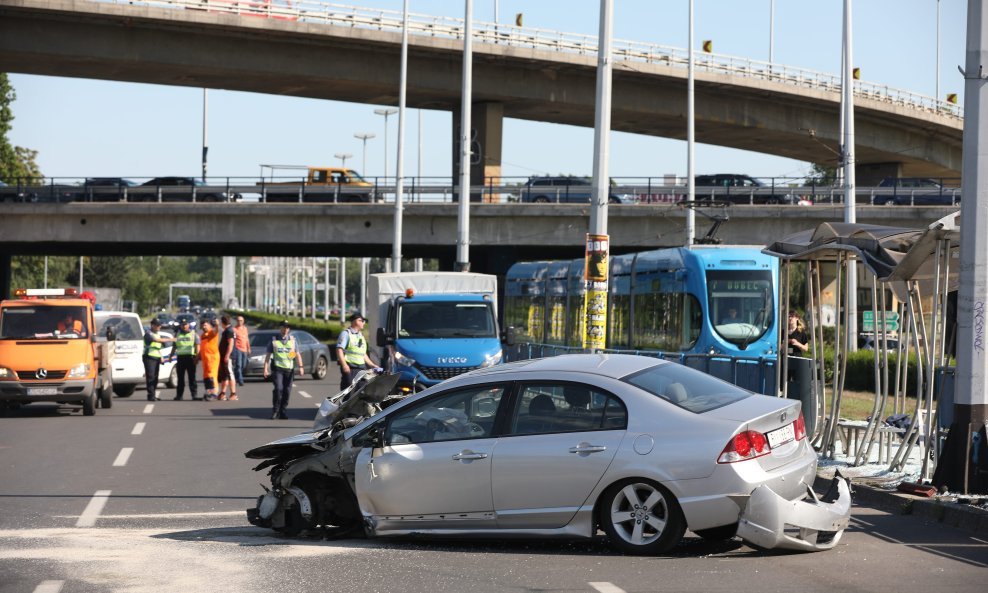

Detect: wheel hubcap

[610,483,667,546]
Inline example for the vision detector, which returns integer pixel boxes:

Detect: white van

[94,311,178,397]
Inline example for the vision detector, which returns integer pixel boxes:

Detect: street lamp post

[374,108,399,187]
[456,0,474,271]
[334,153,353,167]
[354,133,375,175]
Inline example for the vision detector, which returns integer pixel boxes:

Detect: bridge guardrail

[88,0,962,120]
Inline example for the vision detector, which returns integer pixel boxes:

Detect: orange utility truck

[0,288,115,416]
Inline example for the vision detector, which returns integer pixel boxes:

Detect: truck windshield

[1,305,90,339]
[397,301,496,338]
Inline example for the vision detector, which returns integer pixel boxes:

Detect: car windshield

[1,305,90,339]
[397,301,496,338]
[707,270,774,348]
[623,362,750,413]
[250,332,277,348]
[95,315,143,341]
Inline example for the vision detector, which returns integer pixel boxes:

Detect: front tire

[599,479,685,554]
[82,392,96,416]
[312,356,328,380]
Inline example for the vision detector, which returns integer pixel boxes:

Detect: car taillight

[794,413,807,441]
[717,430,770,463]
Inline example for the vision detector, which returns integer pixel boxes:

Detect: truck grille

[417,365,480,381]
[16,370,67,380]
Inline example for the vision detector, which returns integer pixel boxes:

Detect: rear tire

[113,384,136,398]
[312,356,328,380]
[99,377,113,409]
[599,479,685,554]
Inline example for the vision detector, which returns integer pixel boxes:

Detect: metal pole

[310,259,316,320]
[686,0,696,245]
[341,258,347,320]
[78,256,84,293]
[590,0,613,239]
[361,257,368,316]
[953,0,988,492]
[44,256,48,289]
[769,0,775,64]
[201,88,208,182]
[374,108,398,193]
[323,258,329,322]
[393,0,409,273]
[456,0,474,271]
[842,0,858,349]
[355,133,375,176]
[936,0,941,103]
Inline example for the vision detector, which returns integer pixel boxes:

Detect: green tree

[804,163,837,186]
[0,73,42,183]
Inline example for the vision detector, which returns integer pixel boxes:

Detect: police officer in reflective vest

[336,311,378,390]
[263,320,303,420]
[173,318,201,401]
[143,318,175,402]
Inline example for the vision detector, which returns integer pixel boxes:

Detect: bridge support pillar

[0,253,10,300]
[856,162,902,186]
[452,102,503,201]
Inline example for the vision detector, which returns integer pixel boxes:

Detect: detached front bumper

[736,475,852,552]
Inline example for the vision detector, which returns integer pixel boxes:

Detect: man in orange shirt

[232,315,250,388]
[199,319,220,401]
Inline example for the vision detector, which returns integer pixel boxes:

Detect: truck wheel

[99,378,113,409]
[113,384,136,398]
[312,356,328,380]
[82,393,96,416]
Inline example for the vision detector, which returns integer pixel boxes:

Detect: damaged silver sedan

[246,354,851,554]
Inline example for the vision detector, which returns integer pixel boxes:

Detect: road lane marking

[33,581,64,593]
[131,422,146,435]
[143,404,154,414]
[112,448,134,467]
[76,490,112,527]
[299,390,312,398]
[589,583,627,593]
[972,537,988,544]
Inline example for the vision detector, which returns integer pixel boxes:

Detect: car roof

[457,353,664,382]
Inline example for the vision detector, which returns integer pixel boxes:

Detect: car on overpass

[694,174,799,205]
[519,176,635,204]
[135,176,237,202]
[80,177,139,202]
[873,177,960,206]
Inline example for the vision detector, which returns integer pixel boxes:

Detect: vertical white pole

[842,0,858,349]
[589,0,613,239]
[936,0,941,103]
[78,256,84,293]
[393,0,409,273]
[769,0,775,64]
[44,256,48,289]
[201,89,208,182]
[341,258,347,321]
[323,258,329,321]
[686,0,695,245]
[360,258,368,317]
[456,0,474,271]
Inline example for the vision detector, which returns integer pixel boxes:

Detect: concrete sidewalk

[815,475,988,537]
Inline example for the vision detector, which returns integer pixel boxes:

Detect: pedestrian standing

[263,320,303,420]
[143,318,174,402]
[200,319,220,400]
[217,315,237,400]
[336,311,378,390]
[172,318,200,400]
[233,315,250,388]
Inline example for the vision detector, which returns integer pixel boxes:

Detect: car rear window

[96,315,143,341]
[623,362,751,413]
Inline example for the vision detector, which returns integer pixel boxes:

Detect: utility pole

[393,0,410,273]
[951,0,988,494]
[686,0,696,245]
[842,0,858,351]
[455,0,474,272]
[355,133,375,175]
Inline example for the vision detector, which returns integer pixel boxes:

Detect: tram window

[707,270,774,347]
[632,292,701,352]
[566,292,584,346]
[609,292,631,348]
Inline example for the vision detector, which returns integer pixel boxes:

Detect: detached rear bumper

[737,475,852,552]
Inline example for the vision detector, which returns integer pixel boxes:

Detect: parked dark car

[245,329,331,380]
[81,177,139,202]
[872,177,960,206]
[694,174,800,205]
[136,177,235,202]
[520,176,635,204]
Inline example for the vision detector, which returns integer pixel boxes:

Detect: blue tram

[504,246,779,359]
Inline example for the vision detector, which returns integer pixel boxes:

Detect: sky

[7,0,968,183]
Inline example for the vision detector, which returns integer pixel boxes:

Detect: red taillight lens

[718,430,771,463]
[794,414,807,441]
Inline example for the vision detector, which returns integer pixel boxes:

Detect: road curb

[815,475,988,537]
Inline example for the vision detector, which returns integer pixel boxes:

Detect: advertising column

[583,234,609,351]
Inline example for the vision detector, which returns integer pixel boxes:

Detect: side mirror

[354,423,385,449]
[105,327,116,342]
[376,326,392,347]
[502,326,516,347]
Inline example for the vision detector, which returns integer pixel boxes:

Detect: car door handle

[452,452,488,461]
[569,445,607,454]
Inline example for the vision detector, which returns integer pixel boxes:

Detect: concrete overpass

[0,0,964,182]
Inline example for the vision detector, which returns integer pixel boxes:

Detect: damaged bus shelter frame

[765,213,960,482]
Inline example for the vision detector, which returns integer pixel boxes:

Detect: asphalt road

[1,364,986,593]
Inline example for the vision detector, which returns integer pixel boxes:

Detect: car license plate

[767,423,795,448]
[27,387,57,396]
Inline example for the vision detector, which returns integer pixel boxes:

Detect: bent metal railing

[88,0,962,120]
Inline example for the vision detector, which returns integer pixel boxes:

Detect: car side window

[299,332,318,346]
[385,385,505,445]
[508,382,627,435]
